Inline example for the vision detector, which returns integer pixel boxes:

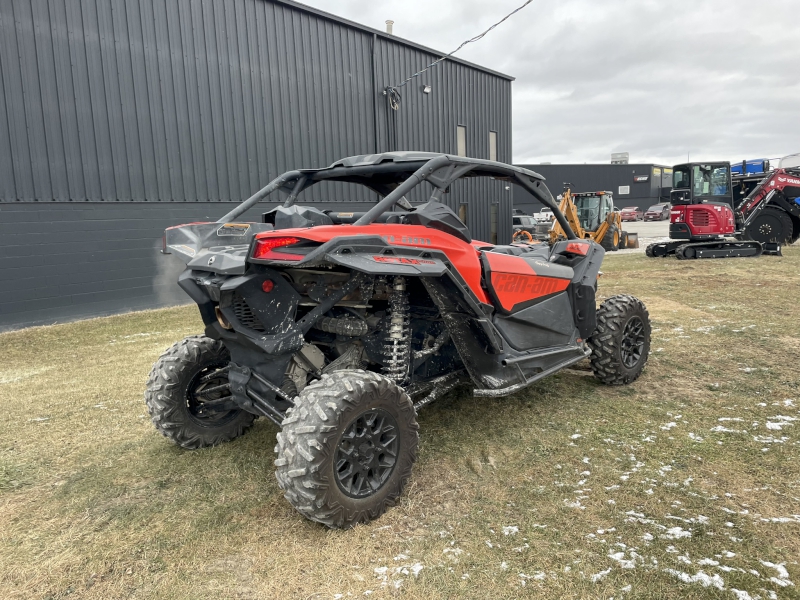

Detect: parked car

[534,207,554,223]
[644,203,670,221]
[512,214,537,232]
[620,206,644,222]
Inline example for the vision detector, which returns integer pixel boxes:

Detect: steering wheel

[513,230,534,244]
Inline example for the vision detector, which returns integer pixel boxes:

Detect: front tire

[601,226,620,251]
[275,370,419,528]
[588,295,651,385]
[145,335,256,449]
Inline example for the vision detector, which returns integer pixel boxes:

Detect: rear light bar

[252,236,306,261]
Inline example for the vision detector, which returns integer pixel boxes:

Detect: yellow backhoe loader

[549,189,630,250]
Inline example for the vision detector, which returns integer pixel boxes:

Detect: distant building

[514,163,672,214]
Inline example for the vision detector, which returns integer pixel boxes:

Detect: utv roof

[302,151,546,182]
[219,152,574,237]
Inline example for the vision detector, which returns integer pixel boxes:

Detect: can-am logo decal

[373,256,436,265]
[382,235,431,246]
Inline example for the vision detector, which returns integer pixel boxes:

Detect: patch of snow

[759,561,793,587]
[608,551,641,569]
[591,568,611,582]
[661,422,677,431]
[662,527,692,540]
[710,426,743,433]
[502,526,519,536]
[663,568,725,590]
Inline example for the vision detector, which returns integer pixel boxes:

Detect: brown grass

[1,247,799,599]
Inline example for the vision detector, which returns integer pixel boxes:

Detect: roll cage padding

[215,154,577,240]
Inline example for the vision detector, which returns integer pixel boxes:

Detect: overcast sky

[301,0,800,166]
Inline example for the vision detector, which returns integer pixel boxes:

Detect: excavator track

[645,241,684,257]
[674,240,762,260]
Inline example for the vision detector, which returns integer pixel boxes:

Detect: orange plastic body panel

[482,252,570,313]
[254,225,490,304]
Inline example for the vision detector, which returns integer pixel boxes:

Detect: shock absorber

[383,276,411,385]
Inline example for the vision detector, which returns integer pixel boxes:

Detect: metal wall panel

[1,0,511,205]
[0,0,513,330]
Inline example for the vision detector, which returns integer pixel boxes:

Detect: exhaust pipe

[385,19,394,35]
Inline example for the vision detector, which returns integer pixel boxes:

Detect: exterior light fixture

[422,84,432,94]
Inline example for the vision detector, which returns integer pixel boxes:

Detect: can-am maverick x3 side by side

[148,152,650,528]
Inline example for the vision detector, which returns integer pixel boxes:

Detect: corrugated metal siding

[0,0,513,331]
[0,1,512,212]
[373,39,513,242]
[0,0,386,203]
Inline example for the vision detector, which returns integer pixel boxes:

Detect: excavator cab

[671,162,733,207]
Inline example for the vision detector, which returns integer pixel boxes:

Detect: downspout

[371,33,379,154]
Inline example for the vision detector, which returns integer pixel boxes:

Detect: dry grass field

[1,248,799,599]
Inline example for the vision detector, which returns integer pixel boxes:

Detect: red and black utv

[149,152,651,528]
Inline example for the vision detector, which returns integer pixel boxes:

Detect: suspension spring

[383,276,411,385]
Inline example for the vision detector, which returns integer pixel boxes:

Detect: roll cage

[217,152,577,240]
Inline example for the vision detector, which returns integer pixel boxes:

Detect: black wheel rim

[335,409,400,499]
[186,362,239,427]
[748,213,782,243]
[620,316,646,369]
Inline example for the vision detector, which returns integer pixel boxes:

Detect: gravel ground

[612,219,670,255]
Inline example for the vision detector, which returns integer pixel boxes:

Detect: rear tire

[589,295,651,385]
[145,335,256,449]
[275,370,419,528]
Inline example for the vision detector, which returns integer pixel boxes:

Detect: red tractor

[647,157,800,259]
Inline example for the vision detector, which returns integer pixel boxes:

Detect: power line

[386,0,534,107]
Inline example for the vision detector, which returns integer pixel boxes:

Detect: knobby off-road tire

[600,225,620,251]
[145,335,256,449]
[275,370,419,528]
[588,295,651,385]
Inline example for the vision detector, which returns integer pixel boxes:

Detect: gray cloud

[300,0,800,165]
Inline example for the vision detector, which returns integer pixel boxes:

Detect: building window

[489,131,497,162]
[458,203,468,225]
[491,204,498,244]
[457,125,467,157]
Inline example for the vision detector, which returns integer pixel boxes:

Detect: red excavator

[646,155,800,259]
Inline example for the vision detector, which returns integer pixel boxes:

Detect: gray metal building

[0,0,513,331]
[514,163,672,214]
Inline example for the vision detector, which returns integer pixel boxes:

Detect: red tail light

[252,236,303,260]
[565,241,590,255]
